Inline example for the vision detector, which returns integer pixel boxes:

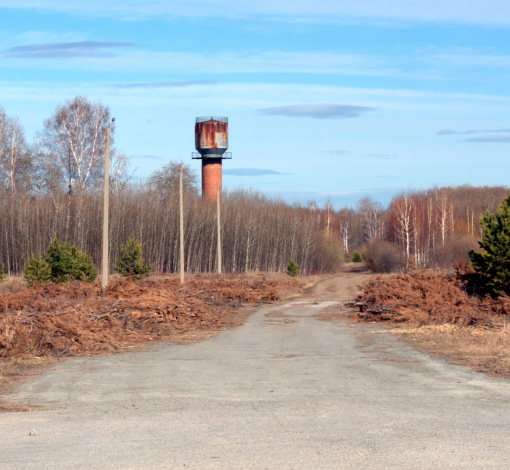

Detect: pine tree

[113,233,154,281]
[470,194,510,298]
[352,251,363,263]
[0,263,6,283]
[286,259,299,277]
[24,256,52,287]
[44,238,98,283]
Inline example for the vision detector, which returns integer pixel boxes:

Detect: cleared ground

[0,274,302,411]
[1,272,510,469]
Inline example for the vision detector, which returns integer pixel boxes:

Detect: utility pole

[217,183,222,274]
[179,164,184,284]
[101,122,112,290]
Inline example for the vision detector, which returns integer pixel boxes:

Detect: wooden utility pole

[217,183,222,274]
[101,126,111,290]
[179,164,184,284]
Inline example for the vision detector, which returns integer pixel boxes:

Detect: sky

[1,1,510,208]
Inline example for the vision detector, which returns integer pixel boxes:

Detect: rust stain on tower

[192,117,232,202]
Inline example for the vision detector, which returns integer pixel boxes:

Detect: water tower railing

[192,152,232,159]
[196,116,228,123]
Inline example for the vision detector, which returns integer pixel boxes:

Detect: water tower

[192,116,231,201]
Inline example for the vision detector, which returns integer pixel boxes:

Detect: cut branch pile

[0,276,301,358]
[350,266,510,328]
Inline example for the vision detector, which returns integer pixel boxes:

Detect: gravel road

[1,275,510,469]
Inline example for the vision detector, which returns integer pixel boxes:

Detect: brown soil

[264,310,297,324]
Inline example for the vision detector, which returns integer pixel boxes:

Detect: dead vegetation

[0,274,302,410]
[350,262,510,328]
[0,275,302,359]
[351,262,510,377]
[372,324,510,380]
[0,276,26,295]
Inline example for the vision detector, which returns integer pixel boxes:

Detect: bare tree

[38,96,113,196]
[391,192,413,262]
[149,160,198,198]
[109,150,136,194]
[325,197,333,233]
[38,96,112,236]
[0,108,34,193]
[435,188,454,247]
[357,197,385,243]
[337,209,354,255]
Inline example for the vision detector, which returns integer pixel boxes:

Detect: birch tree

[38,96,112,195]
[109,151,136,194]
[357,197,385,243]
[0,108,33,193]
[392,193,413,262]
[435,188,454,246]
[38,96,112,236]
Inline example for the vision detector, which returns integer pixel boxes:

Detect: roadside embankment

[0,275,302,359]
[351,266,510,379]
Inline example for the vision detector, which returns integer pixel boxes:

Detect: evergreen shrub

[45,238,98,283]
[24,256,52,287]
[286,259,299,277]
[470,194,510,298]
[352,251,363,263]
[114,233,154,280]
[24,239,97,287]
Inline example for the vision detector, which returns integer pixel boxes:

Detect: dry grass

[0,276,27,295]
[373,323,510,379]
[353,266,510,378]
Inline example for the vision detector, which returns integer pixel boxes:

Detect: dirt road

[1,272,510,469]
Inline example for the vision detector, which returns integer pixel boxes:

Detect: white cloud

[10,31,82,46]
[1,49,399,78]
[320,150,351,155]
[2,0,510,25]
[1,41,136,58]
[1,80,509,112]
[260,104,374,119]
[111,80,218,89]
[438,128,510,135]
[466,135,510,143]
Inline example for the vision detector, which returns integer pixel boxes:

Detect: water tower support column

[202,158,222,202]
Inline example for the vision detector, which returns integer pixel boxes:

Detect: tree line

[1,96,508,276]
[335,185,509,269]
[0,183,342,275]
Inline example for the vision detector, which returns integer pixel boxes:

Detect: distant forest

[1,97,508,275]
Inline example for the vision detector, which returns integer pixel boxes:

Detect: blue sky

[1,1,510,208]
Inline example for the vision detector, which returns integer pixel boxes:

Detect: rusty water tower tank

[192,116,232,201]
